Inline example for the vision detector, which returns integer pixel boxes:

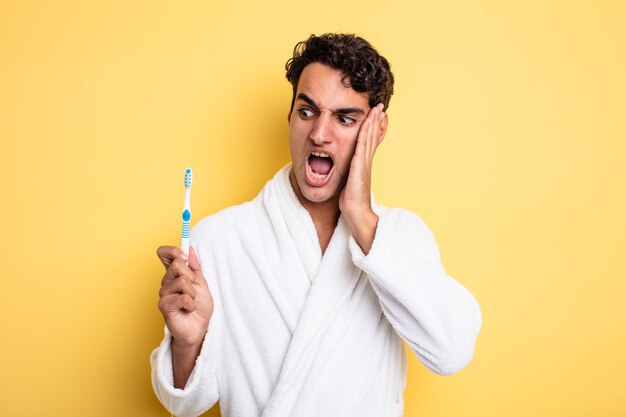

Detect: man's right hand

[156,246,214,349]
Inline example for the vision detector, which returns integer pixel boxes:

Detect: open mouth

[306,151,334,185]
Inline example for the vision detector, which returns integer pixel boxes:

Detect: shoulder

[377,206,434,237]
[191,201,257,243]
[375,206,442,260]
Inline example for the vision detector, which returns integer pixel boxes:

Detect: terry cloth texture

[151,163,482,417]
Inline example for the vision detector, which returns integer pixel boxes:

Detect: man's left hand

[339,103,387,254]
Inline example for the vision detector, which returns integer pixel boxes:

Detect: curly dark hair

[285,33,394,112]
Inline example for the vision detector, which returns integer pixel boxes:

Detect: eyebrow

[296,93,365,115]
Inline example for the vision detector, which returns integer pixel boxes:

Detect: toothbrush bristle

[184,168,193,189]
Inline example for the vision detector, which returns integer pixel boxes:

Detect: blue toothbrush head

[184,167,193,189]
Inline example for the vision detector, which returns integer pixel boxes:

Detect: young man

[151,34,482,417]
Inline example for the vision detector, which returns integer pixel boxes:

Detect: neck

[289,169,340,253]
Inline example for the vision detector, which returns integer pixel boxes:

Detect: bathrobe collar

[260,164,365,415]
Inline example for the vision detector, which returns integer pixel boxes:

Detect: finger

[158,293,196,315]
[365,106,380,159]
[378,107,387,147]
[188,247,209,288]
[160,275,197,299]
[188,246,201,273]
[356,116,372,160]
[161,258,194,287]
[369,104,385,158]
[170,258,195,280]
[157,246,189,269]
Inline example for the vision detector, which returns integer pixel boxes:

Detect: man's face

[288,62,370,205]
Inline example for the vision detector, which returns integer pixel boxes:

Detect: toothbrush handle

[181,209,191,256]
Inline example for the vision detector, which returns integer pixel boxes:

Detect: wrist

[171,336,203,389]
[345,209,378,255]
[171,335,204,353]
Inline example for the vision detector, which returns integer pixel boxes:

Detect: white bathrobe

[151,164,482,417]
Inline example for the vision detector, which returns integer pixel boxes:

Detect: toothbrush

[181,167,192,260]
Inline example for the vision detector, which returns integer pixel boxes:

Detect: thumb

[188,246,202,273]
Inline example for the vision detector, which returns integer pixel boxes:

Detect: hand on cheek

[339,103,386,254]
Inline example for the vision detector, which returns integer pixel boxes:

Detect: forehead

[296,62,369,110]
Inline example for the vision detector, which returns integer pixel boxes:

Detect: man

[151,33,482,417]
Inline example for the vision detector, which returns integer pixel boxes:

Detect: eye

[338,115,357,126]
[299,108,315,118]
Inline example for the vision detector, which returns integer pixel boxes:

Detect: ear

[378,112,389,145]
[287,110,292,122]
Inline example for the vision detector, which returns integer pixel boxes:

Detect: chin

[301,183,340,204]
[303,191,331,204]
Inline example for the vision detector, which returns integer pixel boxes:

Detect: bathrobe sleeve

[150,239,220,417]
[348,208,482,376]
[150,324,219,417]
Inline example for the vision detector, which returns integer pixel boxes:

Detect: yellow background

[1,1,624,416]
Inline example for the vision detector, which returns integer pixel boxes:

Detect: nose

[309,112,333,145]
